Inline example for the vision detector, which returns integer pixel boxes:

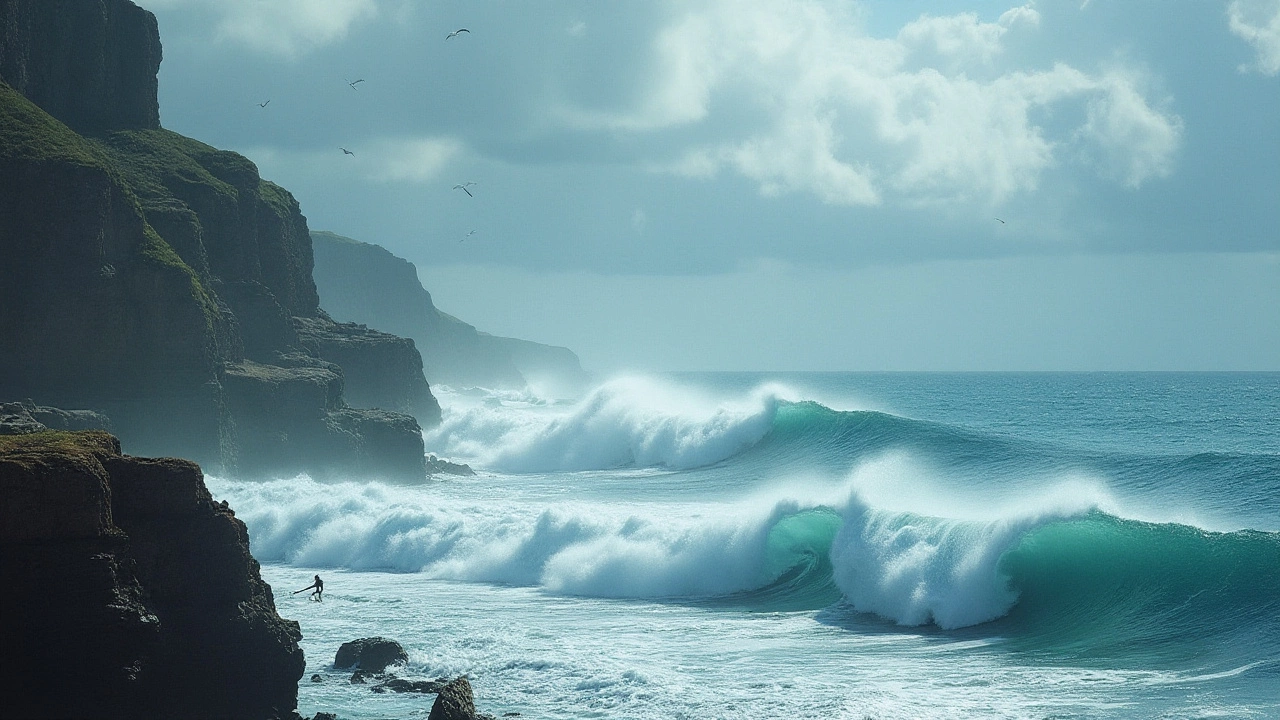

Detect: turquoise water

[210,372,1280,718]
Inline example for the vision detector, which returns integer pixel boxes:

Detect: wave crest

[426,377,795,472]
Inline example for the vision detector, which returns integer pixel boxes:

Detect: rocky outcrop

[0,399,111,435]
[0,0,436,480]
[311,230,590,397]
[0,429,305,719]
[294,315,441,426]
[0,0,161,135]
[334,637,410,673]
[221,360,427,481]
[430,677,478,720]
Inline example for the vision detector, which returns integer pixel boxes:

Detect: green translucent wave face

[997,512,1280,665]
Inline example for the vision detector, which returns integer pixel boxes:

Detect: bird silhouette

[347,79,365,89]
[460,229,478,242]
[446,28,470,40]
[340,147,355,156]
[453,182,476,197]
[257,100,270,108]
[995,217,1006,224]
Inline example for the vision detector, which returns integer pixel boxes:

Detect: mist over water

[209,372,1280,719]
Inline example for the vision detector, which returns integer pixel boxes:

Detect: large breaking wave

[209,377,1280,666]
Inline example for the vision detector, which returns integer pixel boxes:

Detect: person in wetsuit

[294,575,323,601]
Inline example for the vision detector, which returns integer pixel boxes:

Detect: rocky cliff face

[0,0,436,480]
[0,0,160,135]
[311,230,590,397]
[294,315,442,426]
[0,80,230,462]
[0,430,305,719]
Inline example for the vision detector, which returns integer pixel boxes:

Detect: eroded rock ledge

[0,430,306,719]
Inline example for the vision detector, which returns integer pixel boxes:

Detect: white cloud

[1078,72,1183,187]
[1228,0,1280,75]
[148,0,377,56]
[556,1,1181,207]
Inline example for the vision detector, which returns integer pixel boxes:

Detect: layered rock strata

[0,429,305,719]
[294,315,441,426]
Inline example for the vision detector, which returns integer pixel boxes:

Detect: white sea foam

[425,376,797,472]
[209,474,828,598]
[828,469,1103,629]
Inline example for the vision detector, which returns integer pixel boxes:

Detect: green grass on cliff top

[258,179,300,216]
[0,430,119,460]
[0,82,221,333]
[93,128,246,204]
[0,82,112,169]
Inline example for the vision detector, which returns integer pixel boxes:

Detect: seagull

[460,229,478,242]
[257,100,270,108]
[453,182,476,197]
[446,28,470,40]
[994,217,1006,224]
[347,78,365,89]
[340,147,355,156]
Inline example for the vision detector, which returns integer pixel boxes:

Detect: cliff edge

[0,429,306,719]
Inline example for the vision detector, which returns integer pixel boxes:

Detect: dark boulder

[426,454,475,477]
[335,637,409,673]
[429,677,477,720]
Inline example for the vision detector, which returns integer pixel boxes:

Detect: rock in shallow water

[429,677,477,720]
[335,637,409,672]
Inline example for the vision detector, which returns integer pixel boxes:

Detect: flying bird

[460,229,478,242]
[340,147,355,156]
[994,217,1006,224]
[257,100,270,108]
[446,28,470,40]
[453,182,476,197]
[347,79,365,89]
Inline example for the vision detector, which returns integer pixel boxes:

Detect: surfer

[294,575,324,601]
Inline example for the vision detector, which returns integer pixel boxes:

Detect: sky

[144,0,1280,372]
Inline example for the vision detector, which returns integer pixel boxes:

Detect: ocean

[207,372,1280,719]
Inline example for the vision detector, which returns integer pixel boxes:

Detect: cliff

[311,230,591,397]
[0,0,436,480]
[0,429,305,719]
[294,315,441,425]
[0,0,160,135]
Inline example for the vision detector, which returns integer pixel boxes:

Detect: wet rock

[429,677,476,720]
[311,674,323,683]
[312,713,337,720]
[335,637,409,673]
[426,454,476,477]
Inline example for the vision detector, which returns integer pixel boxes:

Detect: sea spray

[425,377,796,472]
[828,494,1097,628]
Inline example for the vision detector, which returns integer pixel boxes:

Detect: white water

[206,373,1280,718]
